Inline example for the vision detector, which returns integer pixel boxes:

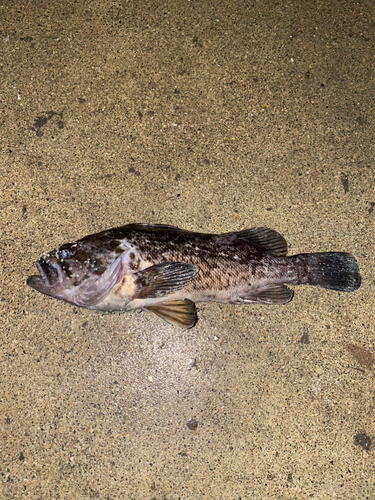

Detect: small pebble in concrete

[354,433,372,452]
[300,329,310,344]
[187,419,198,430]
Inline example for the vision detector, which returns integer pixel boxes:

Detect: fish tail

[292,252,361,292]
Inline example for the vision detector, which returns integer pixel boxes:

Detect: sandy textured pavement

[1,0,374,498]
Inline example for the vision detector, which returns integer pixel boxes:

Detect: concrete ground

[1,0,374,498]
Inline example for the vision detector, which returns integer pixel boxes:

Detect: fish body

[27,224,361,328]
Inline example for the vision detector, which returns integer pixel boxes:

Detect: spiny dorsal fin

[143,299,197,328]
[240,283,294,304]
[134,262,199,299]
[123,223,188,232]
[225,227,288,256]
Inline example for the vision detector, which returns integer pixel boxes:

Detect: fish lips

[27,259,62,296]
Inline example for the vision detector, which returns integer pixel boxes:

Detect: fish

[27,224,361,328]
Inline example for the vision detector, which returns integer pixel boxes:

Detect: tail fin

[298,252,361,292]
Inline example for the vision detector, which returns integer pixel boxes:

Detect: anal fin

[143,299,197,328]
[240,284,294,305]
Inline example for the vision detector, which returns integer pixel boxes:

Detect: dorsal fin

[223,227,288,256]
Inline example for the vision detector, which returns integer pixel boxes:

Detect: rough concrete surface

[1,0,374,498]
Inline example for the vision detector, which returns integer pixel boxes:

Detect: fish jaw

[27,251,130,309]
[27,274,58,297]
[27,259,65,296]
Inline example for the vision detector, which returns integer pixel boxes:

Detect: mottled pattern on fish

[27,224,361,328]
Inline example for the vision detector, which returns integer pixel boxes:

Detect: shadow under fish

[27,224,361,328]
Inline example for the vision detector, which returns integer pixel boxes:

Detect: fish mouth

[27,252,125,307]
[27,258,63,293]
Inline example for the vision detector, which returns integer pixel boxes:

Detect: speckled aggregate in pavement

[1,0,374,498]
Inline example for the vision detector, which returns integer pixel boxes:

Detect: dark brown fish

[27,224,361,328]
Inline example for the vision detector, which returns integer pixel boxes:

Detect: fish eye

[60,247,76,259]
[60,249,70,259]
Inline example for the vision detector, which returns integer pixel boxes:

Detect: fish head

[27,234,126,308]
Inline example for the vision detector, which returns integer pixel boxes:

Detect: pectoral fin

[143,299,197,328]
[240,284,294,304]
[134,262,199,299]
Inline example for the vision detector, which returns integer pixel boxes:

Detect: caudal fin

[302,252,361,292]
